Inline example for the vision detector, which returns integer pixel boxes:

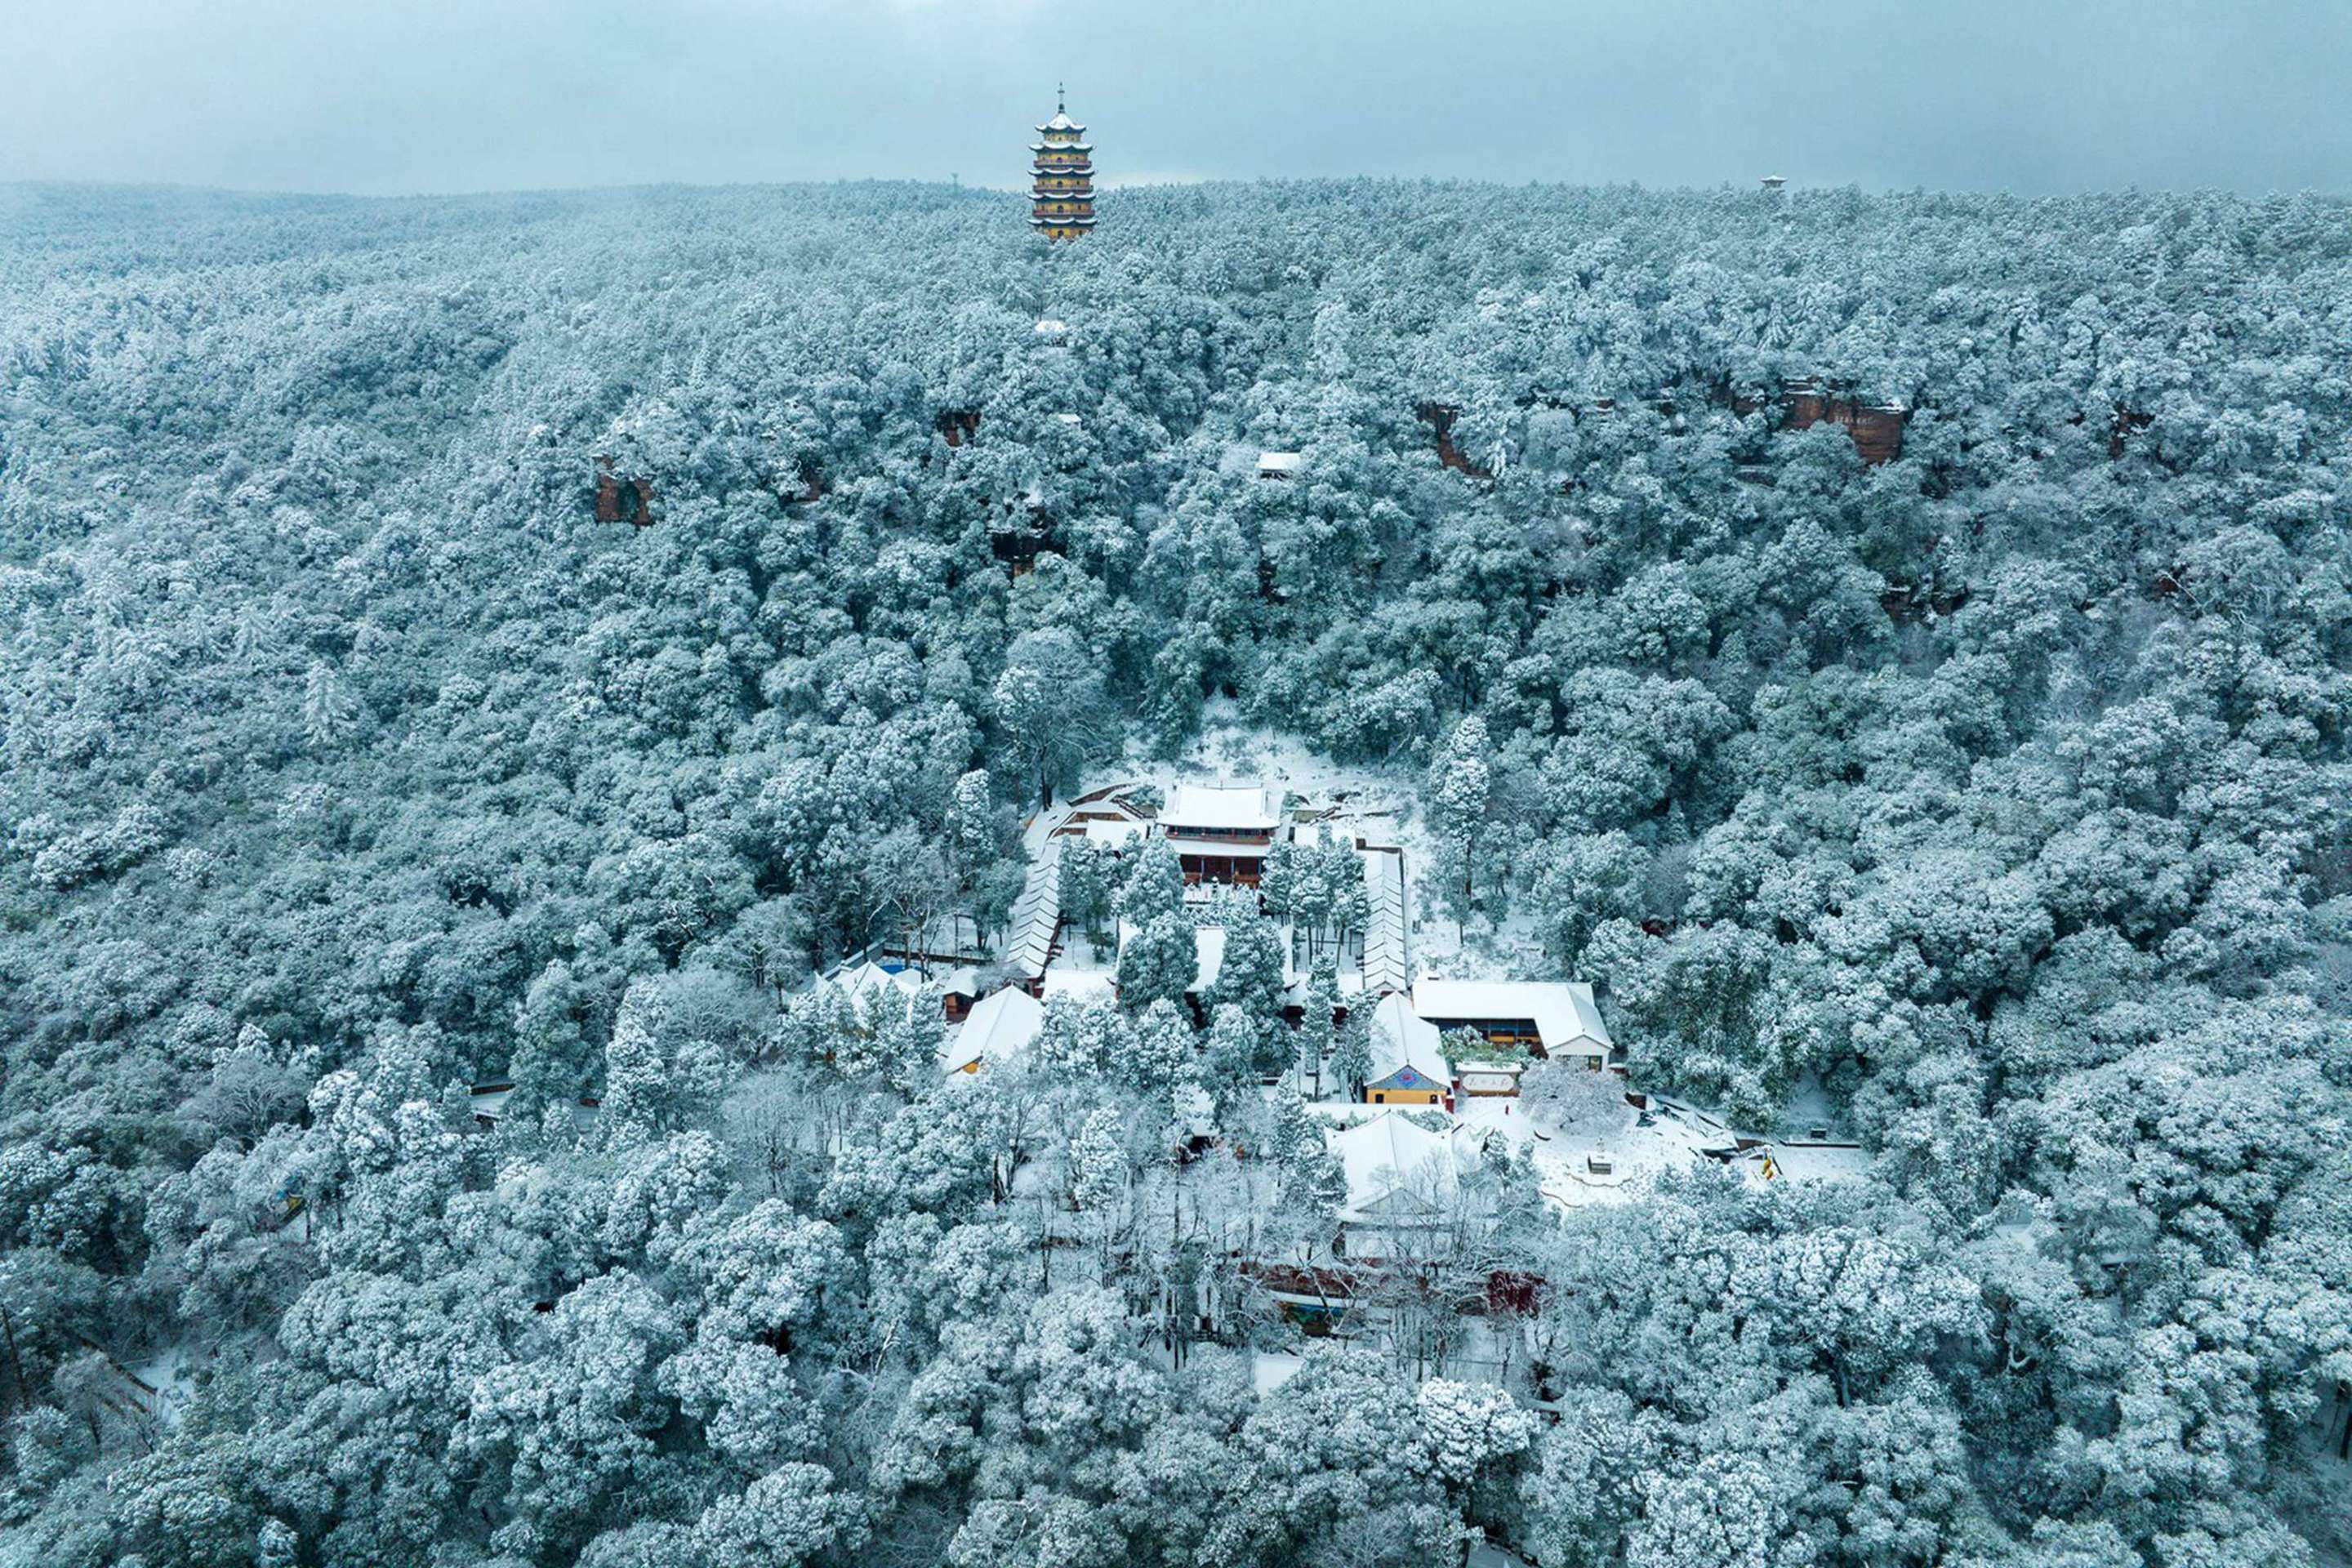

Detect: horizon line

[6,174,2345,205]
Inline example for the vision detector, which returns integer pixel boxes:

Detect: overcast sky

[6,0,2348,198]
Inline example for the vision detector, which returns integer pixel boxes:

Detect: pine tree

[1116,836,1187,926]
[1334,1005,1374,1100]
[1119,996,1194,1090]
[1427,713,1494,933]
[1307,1147,1349,1223]
[1298,957,1339,1097]
[946,768,998,890]
[1206,898,1289,1067]
[1071,1107,1125,1212]
[302,659,358,751]
[1117,911,1196,1014]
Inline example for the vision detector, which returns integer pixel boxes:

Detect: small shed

[1256,450,1304,480]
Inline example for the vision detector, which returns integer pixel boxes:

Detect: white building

[1410,979,1614,1070]
[1359,845,1410,997]
[1328,1111,1482,1259]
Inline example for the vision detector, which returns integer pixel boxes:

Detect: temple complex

[1031,88,1096,240]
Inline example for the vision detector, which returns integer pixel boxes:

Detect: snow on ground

[126,1343,198,1432]
[1252,1351,1305,1394]
[1031,730,1874,1205]
[1156,701,1414,806]
[1462,1085,1714,1210]
[1465,1071,1875,1209]
[1146,706,1555,983]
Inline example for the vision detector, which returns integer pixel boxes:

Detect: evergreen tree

[1426,714,1494,933]
[1333,1005,1374,1101]
[1116,911,1196,1015]
[1116,836,1187,926]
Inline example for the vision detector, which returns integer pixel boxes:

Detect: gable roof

[1162,783,1284,832]
[942,986,1044,1073]
[1006,840,1062,981]
[1366,992,1450,1089]
[836,960,923,1000]
[1411,979,1613,1055]
[1328,1112,1473,1222]
[1040,969,1117,1004]
[1359,848,1409,997]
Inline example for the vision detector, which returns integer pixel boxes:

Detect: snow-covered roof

[1034,318,1068,336]
[1366,992,1450,1090]
[1328,1112,1472,1223]
[937,966,981,999]
[836,960,923,1000]
[1081,818,1146,848]
[469,1083,599,1130]
[1411,979,1613,1057]
[1257,450,1305,474]
[942,986,1044,1073]
[1359,848,1409,997]
[1006,840,1062,981]
[1054,412,1082,426]
[1041,969,1117,1004]
[1162,782,1284,833]
[1037,111,1085,132]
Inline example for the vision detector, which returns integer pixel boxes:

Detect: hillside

[0,180,2346,1567]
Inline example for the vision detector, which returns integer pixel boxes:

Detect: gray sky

[6,0,2349,197]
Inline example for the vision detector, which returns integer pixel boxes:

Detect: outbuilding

[1410,978,1614,1069]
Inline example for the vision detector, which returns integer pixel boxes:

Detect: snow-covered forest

[0,177,2346,1567]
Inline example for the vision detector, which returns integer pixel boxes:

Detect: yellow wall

[1367,1089,1445,1106]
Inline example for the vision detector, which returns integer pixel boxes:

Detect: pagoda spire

[1031,89,1095,242]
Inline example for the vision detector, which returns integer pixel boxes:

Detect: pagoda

[1030,87,1095,241]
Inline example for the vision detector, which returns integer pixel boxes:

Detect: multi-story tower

[1030,87,1095,240]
